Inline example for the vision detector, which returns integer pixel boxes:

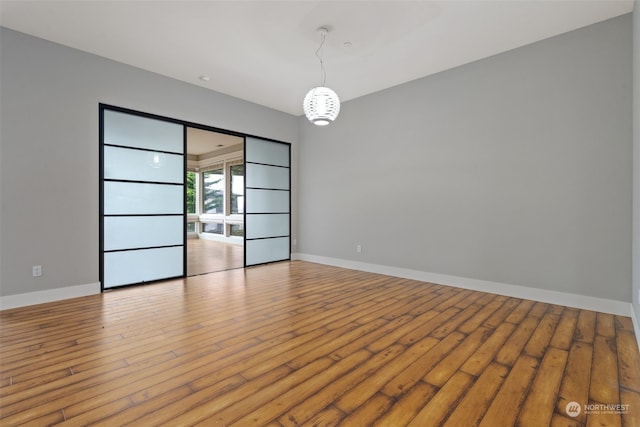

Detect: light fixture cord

[315,31,327,86]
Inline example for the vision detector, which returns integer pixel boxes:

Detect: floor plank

[478,354,540,427]
[517,347,569,426]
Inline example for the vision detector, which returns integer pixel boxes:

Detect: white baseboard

[292,253,633,317]
[631,304,640,352]
[198,233,244,245]
[0,282,101,310]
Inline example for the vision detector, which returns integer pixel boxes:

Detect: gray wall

[0,28,298,297]
[633,1,640,315]
[298,14,633,302]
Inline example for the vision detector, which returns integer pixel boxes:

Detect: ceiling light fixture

[303,27,340,126]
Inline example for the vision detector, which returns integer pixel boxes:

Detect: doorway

[186,127,244,275]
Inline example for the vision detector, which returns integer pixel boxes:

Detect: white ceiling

[187,127,243,156]
[0,1,633,116]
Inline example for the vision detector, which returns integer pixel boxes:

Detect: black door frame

[99,103,291,291]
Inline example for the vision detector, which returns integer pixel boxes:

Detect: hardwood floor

[186,238,244,276]
[1,261,639,426]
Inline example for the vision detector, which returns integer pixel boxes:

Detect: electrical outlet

[356,244,362,253]
[32,265,42,277]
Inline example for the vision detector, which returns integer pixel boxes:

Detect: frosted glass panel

[104,110,184,153]
[243,137,290,267]
[245,237,289,265]
[104,182,183,214]
[246,163,289,190]
[245,137,289,167]
[101,108,186,289]
[246,189,289,213]
[104,146,183,183]
[104,246,183,288]
[246,214,289,239]
[104,216,183,251]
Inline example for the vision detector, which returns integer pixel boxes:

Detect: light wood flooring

[1,261,639,426]
[186,238,244,276]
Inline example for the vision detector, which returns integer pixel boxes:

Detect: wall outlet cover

[32,265,42,277]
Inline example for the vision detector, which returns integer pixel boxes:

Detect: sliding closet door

[245,137,290,266]
[100,107,185,289]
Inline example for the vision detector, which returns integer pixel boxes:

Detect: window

[230,164,244,214]
[202,222,224,234]
[203,168,224,214]
[192,160,244,241]
[230,223,244,237]
[186,171,197,214]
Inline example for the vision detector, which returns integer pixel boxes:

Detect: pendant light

[303,27,340,126]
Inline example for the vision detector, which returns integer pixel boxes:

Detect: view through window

[203,168,224,214]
